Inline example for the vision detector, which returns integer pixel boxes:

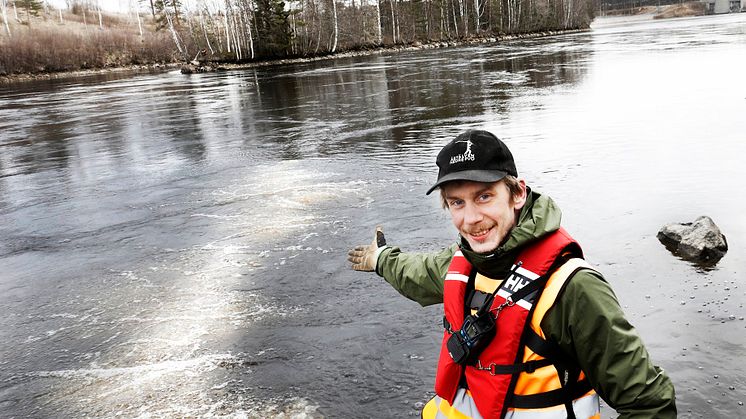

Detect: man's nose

[463,202,483,225]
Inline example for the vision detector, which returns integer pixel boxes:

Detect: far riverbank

[1,29,588,86]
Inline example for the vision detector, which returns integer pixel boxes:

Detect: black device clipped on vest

[446,262,524,366]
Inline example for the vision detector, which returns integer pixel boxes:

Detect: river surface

[1,13,745,419]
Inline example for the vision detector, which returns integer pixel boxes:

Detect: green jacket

[375,190,676,418]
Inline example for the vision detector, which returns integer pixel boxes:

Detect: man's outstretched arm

[348,227,454,307]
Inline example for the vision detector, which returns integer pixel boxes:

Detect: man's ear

[513,179,527,210]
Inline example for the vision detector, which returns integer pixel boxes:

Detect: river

[1,13,745,419]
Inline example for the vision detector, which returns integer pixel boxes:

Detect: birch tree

[330,0,337,52]
[164,5,189,59]
[96,0,103,28]
[130,0,143,36]
[375,0,381,43]
[2,0,10,36]
[389,0,396,42]
[198,6,214,53]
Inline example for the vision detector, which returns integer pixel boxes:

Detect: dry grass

[653,1,706,18]
[0,9,180,75]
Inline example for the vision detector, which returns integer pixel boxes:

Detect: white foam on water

[191,213,243,220]
[35,161,366,416]
[130,396,322,419]
[236,398,322,419]
[32,352,234,381]
[49,313,79,319]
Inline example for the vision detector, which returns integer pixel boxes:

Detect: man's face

[442,180,527,254]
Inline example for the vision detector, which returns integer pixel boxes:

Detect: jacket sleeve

[541,269,677,418]
[374,244,457,307]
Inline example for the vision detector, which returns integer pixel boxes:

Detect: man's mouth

[468,227,492,242]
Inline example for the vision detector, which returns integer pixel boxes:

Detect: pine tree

[254,0,292,57]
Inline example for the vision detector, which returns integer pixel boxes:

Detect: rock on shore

[657,216,728,264]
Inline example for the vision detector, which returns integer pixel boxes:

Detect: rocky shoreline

[1,28,588,85]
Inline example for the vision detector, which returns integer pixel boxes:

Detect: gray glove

[347,226,386,272]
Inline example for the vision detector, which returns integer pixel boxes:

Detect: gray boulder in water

[657,216,728,264]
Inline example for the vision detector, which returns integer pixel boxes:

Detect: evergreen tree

[254,0,292,57]
[16,0,42,25]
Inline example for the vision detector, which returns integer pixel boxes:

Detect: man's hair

[439,176,522,209]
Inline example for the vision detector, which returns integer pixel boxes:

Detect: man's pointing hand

[347,226,386,272]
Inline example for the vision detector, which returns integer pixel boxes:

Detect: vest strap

[476,358,554,375]
[443,316,454,333]
[522,328,558,360]
[469,290,491,311]
[510,379,593,409]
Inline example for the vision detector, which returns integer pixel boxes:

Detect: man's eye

[450,200,464,207]
[478,194,491,201]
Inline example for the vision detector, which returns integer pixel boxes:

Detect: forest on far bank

[0,0,596,76]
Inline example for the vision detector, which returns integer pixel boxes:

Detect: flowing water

[1,13,745,418]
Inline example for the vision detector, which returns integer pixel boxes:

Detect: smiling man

[347,130,676,418]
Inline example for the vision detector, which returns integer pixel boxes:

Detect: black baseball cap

[426,130,517,195]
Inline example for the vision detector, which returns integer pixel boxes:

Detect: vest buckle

[476,360,499,376]
[525,361,537,373]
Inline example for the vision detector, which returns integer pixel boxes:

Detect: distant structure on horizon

[599,0,745,15]
[699,0,745,13]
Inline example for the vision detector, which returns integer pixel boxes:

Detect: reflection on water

[0,36,591,178]
[1,13,746,418]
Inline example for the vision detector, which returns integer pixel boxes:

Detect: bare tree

[96,0,102,28]
[130,0,143,36]
[164,4,189,59]
[198,5,214,54]
[12,0,19,22]
[374,0,381,44]
[330,0,337,52]
[2,0,11,36]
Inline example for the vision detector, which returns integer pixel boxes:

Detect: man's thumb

[375,226,386,248]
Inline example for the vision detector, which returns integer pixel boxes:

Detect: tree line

[0,0,595,75]
[158,0,596,60]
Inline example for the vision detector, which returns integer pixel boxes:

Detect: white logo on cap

[449,139,475,165]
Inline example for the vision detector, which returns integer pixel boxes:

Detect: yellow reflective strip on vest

[505,392,600,419]
[529,258,593,338]
[422,389,483,419]
[422,396,441,419]
[423,390,600,419]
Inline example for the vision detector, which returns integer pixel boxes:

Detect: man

[347,130,676,418]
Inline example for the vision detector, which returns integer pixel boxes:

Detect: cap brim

[425,170,509,195]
